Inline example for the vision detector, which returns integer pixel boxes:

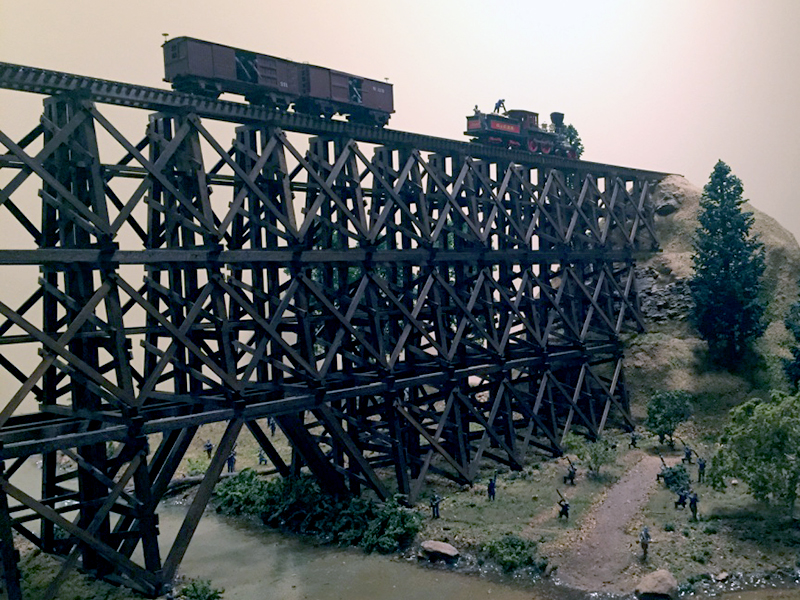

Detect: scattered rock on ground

[635,569,678,600]
[419,540,459,562]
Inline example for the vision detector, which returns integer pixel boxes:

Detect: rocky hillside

[624,175,800,428]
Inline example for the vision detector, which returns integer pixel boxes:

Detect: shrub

[226,474,422,554]
[180,579,224,600]
[214,468,269,516]
[664,522,675,532]
[645,390,692,447]
[360,496,422,554]
[562,432,616,477]
[661,464,691,494]
[481,534,547,574]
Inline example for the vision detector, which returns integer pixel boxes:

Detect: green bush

[360,496,422,554]
[481,534,547,574]
[664,522,675,532]
[661,464,691,493]
[214,468,269,515]
[216,473,421,554]
[646,390,693,447]
[180,579,224,600]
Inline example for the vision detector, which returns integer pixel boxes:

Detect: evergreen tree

[783,285,800,389]
[689,160,766,366]
[563,124,584,158]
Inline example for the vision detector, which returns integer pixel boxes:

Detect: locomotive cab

[505,109,540,133]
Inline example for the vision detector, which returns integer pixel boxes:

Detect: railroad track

[0,61,670,180]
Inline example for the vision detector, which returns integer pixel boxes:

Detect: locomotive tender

[465,108,577,158]
[163,36,394,126]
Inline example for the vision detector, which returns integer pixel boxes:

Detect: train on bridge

[163,36,578,158]
[163,36,394,126]
[465,107,577,158]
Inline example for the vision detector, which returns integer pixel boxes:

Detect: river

[156,502,800,600]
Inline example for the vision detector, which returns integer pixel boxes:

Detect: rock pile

[635,266,693,322]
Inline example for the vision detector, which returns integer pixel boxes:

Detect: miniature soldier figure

[689,492,699,520]
[558,498,570,520]
[493,99,506,113]
[697,457,706,483]
[203,439,213,459]
[563,463,576,485]
[629,431,639,448]
[473,104,480,115]
[226,448,236,473]
[682,445,693,464]
[656,465,668,483]
[674,489,688,509]
[430,494,441,519]
[268,417,277,436]
[258,449,268,465]
[639,525,651,560]
[488,476,496,501]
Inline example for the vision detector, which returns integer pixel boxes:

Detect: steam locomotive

[465,108,577,158]
[163,36,394,126]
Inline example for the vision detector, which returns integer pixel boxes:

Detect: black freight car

[163,36,393,126]
[465,107,577,158]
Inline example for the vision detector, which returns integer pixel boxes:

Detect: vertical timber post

[0,456,22,600]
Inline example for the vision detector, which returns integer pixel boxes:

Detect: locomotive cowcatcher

[466,108,577,158]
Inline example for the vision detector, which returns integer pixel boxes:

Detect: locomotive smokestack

[550,112,565,131]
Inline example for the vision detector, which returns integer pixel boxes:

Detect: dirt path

[547,454,676,595]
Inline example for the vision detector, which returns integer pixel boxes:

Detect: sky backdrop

[1,0,799,239]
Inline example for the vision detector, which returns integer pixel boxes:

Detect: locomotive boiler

[163,36,394,126]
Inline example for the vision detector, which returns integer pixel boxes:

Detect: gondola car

[163,36,393,126]
[465,108,577,158]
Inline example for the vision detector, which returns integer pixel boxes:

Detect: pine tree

[563,124,584,158]
[783,285,800,389]
[689,160,766,367]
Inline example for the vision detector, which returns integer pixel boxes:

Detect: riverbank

[163,418,800,598]
[10,428,800,600]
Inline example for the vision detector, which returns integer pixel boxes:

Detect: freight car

[163,36,393,126]
[465,107,577,158]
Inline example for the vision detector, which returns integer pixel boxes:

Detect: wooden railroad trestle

[0,62,664,598]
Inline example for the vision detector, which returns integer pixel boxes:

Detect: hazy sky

[2,0,799,240]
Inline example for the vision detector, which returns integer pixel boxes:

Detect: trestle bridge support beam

[0,61,665,598]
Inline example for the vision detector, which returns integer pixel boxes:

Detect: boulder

[635,569,678,600]
[419,540,459,563]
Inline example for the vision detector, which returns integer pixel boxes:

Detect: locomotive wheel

[527,139,538,153]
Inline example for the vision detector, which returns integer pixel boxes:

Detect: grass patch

[18,550,143,600]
